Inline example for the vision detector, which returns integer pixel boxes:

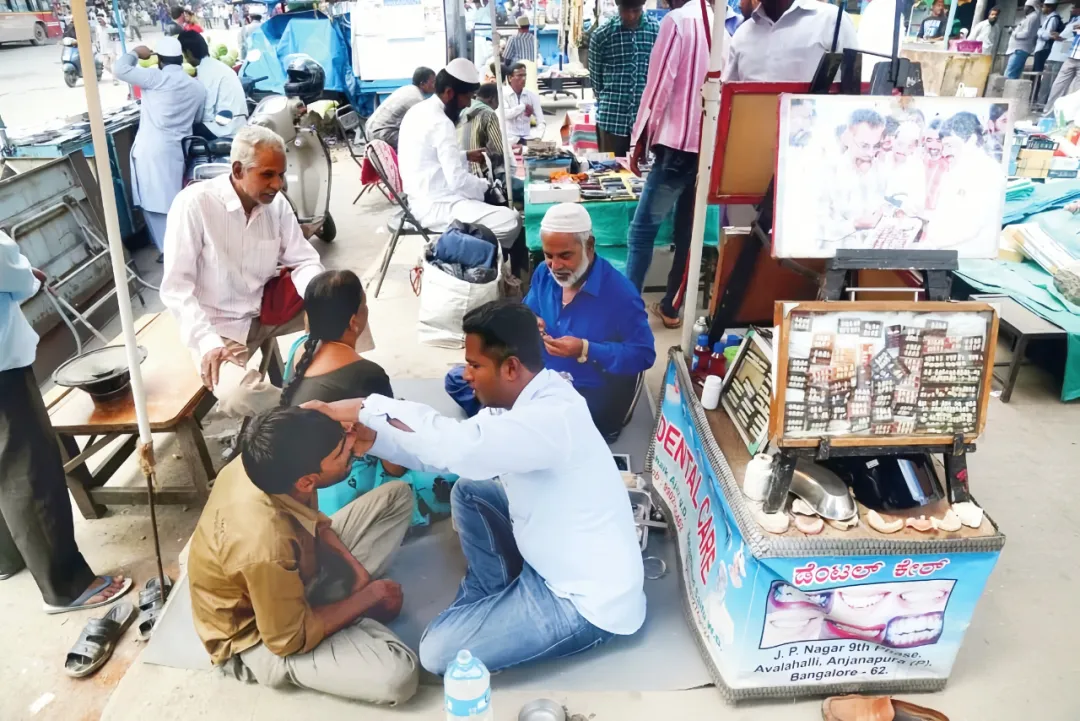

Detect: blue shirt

[0,231,41,373]
[524,255,656,389]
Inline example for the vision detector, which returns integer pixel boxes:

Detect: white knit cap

[516,15,530,26]
[445,58,481,84]
[155,36,182,57]
[540,203,592,234]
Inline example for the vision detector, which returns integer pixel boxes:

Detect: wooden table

[47,313,216,519]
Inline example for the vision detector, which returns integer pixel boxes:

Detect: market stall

[640,15,1013,695]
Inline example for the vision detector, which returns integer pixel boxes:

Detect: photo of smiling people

[773,96,1011,259]
[760,579,955,650]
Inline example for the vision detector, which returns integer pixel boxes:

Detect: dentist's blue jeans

[418,479,613,674]
[625,145,697,317]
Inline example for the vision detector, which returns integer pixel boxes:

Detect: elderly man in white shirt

[724,0,857,82]
[179,30,247,137]
[161,125,324,418]
[398,59,522,250]
[302,300,645,674]
[502,62,546,143]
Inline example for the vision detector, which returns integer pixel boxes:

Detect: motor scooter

[60,37,103,88]
[246,55,336,242]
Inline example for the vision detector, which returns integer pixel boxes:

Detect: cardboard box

[527,182,581,203]
[1017,148,1055,164]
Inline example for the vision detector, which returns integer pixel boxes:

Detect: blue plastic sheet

[1002,178,1080,226]
[241,11,361,108]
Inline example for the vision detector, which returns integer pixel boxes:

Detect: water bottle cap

[456,649,473,665]
[712,341,724,352]
[697,333,708,345]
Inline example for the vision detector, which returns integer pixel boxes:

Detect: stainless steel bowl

[518,699,566,721]
[790,459,858,521]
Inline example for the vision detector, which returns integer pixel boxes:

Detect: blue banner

[649,357,1002,694]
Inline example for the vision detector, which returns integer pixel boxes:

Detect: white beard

[552,255,591,288]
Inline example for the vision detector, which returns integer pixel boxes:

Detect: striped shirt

[630,0,716,154]
[458,100,508,176]
[502,30,537,65]
[588,14,660,136]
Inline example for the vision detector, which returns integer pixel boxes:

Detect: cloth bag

[416,259,501,347]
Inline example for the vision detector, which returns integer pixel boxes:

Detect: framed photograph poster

[773,95,1011,259]
[770,302,999,448]
[719,329,773,454]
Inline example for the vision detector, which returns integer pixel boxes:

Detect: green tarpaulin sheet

[956,259,1080,402]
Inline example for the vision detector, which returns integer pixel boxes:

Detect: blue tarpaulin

[241,10,361,108]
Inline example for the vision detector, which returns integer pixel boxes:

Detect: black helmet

[283,54,324,104]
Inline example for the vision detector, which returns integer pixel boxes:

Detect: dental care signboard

[647,352,1005,700]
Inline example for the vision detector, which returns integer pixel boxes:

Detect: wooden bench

[970,293,1068,403]
[46,313,216,519]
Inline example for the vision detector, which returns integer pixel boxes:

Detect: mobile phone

[612,454,631,472]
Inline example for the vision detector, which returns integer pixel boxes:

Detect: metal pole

[489,0,516,206]
[680,1,727,358]
[112,0,127,55]
[70,0,167,599]
[941,0,958,47]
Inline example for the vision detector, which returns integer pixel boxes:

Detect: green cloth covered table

[524,195,722,274]
[956,259,1080,402]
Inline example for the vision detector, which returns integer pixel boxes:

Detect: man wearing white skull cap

[445,203,655,440]
[113,37,206,256]
[397,59,523,255]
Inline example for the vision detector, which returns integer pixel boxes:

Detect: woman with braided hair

[282,270,456,520]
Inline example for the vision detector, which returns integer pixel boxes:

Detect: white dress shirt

[194,56,248,136]
[160,174,324,358]
[502,86,546,140]
[398,95,489,219]
[724,0,858,82]
[0,230,41,373]
[359,370,646,636]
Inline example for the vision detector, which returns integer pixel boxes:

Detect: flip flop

[63,601,137,678]
[136,575,173,641]
[43,575,133,615]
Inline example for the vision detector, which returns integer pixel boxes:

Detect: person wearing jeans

[1006,0,1042,80]
[625,146,697,327]
[304,300,646,674]
[625,0,715,328]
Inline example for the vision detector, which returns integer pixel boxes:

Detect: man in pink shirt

[625,0,719,329]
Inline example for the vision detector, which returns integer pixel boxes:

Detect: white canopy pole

[680,1,728,357]
[71,0,168,594]
[489,2,516,206]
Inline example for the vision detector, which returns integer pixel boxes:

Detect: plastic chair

[364,139,436,297]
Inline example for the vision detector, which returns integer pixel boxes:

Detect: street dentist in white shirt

[397,58,523,252]
[302,300,646,674]
[160,125,326,418]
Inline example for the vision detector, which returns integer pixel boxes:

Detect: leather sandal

[822,695,949,721]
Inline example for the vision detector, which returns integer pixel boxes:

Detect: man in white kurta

[113,36,205,254]
[161,126,324,418]
[397,59,522,249]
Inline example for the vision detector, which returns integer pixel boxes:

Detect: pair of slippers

[63,575,172,678]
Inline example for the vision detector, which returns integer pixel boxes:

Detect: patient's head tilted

[241,407,358,496]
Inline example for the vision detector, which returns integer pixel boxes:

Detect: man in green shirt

[587,0,659,156]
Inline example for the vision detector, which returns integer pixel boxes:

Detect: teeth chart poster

[648,353,1003,699]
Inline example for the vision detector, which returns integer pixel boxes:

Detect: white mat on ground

[143,380,711,691]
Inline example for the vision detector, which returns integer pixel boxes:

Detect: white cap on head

[516,14,530,26]
[445,58,480,84]
[540,203,591,234]
[155,36,182,57]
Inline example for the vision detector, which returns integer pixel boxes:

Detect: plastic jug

[444,649,492,720]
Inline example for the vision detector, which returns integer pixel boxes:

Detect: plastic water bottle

[445,650,492,720]
[692,333,712,380]
[708,341,727,377]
